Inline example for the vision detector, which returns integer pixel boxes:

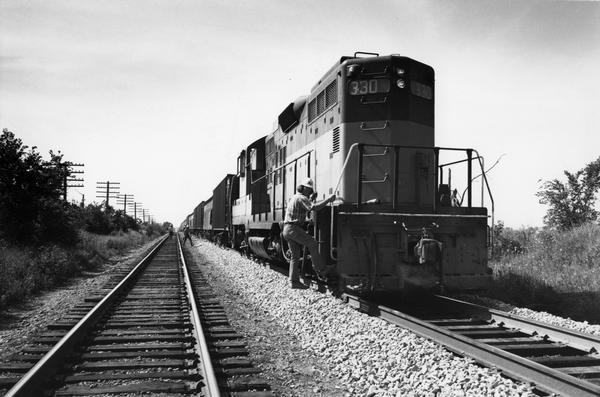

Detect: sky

[1,0,599,227]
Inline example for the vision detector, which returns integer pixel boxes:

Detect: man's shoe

[290,280,308,289]
[316,272,328,282]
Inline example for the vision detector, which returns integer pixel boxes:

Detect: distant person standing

[182,225,193,246]
[282,178,336,288]
[168,225,174,239]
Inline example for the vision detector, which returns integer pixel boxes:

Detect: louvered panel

[317,91,325,114]
[332,127,340,153]
[325,80,337,108]
[308,99,317,122]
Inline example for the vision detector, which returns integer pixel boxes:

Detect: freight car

[179,212,193,231]
[187,52,494,294]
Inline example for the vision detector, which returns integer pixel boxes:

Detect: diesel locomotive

[182,52,494,294]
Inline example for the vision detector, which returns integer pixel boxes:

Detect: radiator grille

[317,91,325,114]
[308,79,338,123]
[308,99,317,122]
[332,127,340,153]
[325,80,337,108]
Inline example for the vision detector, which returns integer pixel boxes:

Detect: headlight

[347,64,360,77]
[395,67,405,76]
[396,79,405,88]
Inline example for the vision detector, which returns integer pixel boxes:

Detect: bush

[0,230,158,309]
[0,129,76,245]
[144,222,166,237]
[79,230,153,260]
[491,221,538,259]
[82,204,139,235]
[0,242,34,307]
[37,199,81,246]
[0,130,167,309]
[0,241,79,307]
[490,222,600,296]
[82,204,114,234]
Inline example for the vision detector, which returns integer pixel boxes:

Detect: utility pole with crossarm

[116,193,134,214]
[96,181,120,209]
[60,162,84,202]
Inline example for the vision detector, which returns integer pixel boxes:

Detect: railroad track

[250,242,600,396]
[344,293,600,397]
[1,236,272,396]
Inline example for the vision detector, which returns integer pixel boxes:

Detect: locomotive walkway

[0,236,272,396]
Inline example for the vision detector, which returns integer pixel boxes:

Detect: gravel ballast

[188,238,540,396]
[456,295,600,337]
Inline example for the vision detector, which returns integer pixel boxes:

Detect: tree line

[0,129,147,247]
[537,156,600,230]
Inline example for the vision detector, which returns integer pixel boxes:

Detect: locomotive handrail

[360,121,389,131]
[473,149,496,255]
[329,143,495,261]
[439,156,482,168]
[354,51,380,58]
[360,96,388,105]
[332,143,491,195]
[250,150,312,186]
[362,172,389,184]
[363,146,389,157]
[249,150,313,221]
[361,67,389,77]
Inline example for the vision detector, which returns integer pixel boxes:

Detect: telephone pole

[96,181,120,209]
[61,162,84,202]
[141,208,151,223]
[116,193,134,214]
[129,201,142,221]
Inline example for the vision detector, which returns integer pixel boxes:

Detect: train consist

[182,52,493,294]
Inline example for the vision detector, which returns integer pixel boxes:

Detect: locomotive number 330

[348,79,391,95]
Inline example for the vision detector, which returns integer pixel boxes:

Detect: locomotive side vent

[325,79,337,108]
[332,127,340,153]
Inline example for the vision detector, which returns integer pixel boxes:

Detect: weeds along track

[345,294,600,397]
[0,236,272,396]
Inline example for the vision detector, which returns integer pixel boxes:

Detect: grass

[0,230,161,309]
[79,230,155,261]
[485,222,600,321]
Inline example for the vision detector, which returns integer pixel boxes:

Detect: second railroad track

[2,236,272,396]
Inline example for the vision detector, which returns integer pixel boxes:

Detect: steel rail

[343,294,600,397]
[434,295,600,354]
[176,235,221,396]
[5,235,169,397]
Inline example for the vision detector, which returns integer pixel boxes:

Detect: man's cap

[300,177,314,190]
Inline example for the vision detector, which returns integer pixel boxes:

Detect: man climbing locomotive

[283,178,336,288]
